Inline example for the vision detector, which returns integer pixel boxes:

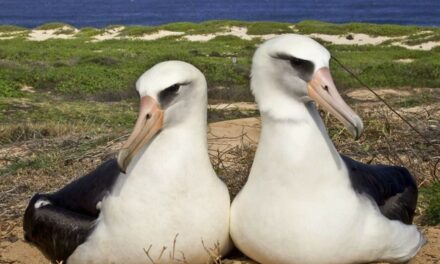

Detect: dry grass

[327,102,440,185]
[0,122,88,144]
[0,88,439,263]
[210,142,255,198]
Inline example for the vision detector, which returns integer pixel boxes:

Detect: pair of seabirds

[24,34,425,264]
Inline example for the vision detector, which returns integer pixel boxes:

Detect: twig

[171,233,179,261]
[158,246,167,260]
[144,245,157,264]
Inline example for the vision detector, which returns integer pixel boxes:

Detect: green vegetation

[107,20,292,36]
[54,28,76,35]
[0,152,60,176]
[244,21,294,35]
[0,96,137,135]
[36,22,74,30]
[119,25,158,36]
[0,25,27,33]
[404,31,440,46]
[166,20,246,34]
[0,21,438,139]
[297,20,440,48]
[0,78,22,97]
[329,45,440,89]
[75,27,102,38]
[0,29,258,100]
[0,20,438,121]
[0,21,438,102]
[420,183,440,225]
[296,20,426,36]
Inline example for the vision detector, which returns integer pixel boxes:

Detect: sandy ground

[347,88,412,101]
[309,31,440,50]
[92,28,184,42]
[394,58,415,63]
[208,117,260,154]
[0,30,26,40]
[132,30,184,40]
[183,26,277,42]
[1,113,439,263]
[310,33,393,45]
[309,32,440,51]
[27,26,79,41]
[4,226,439,264]
[392,40,440,51]
[209,102,258,111]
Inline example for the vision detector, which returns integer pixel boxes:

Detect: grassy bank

[0,20,439,101]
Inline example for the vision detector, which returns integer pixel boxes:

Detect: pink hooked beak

[117,96,164,173]
[307,67,363,139]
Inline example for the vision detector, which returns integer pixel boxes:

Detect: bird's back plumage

[342,155,418,224]
[23,159,121,262]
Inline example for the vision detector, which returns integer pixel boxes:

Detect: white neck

[126,111,212,180]
[250,98,347,188]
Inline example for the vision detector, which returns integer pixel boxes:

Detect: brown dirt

[1,228,49,264]
[208,117,260,153]
[2,227,438,263]
[347,88,412,101]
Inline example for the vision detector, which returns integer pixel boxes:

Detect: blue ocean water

[0,0,439,28]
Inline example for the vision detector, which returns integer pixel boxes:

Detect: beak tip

[117,149,128,173]
[351,117,364,140]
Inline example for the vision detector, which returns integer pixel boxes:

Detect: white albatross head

[117,60,207,172]
[251,34,363,139]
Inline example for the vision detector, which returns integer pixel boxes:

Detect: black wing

[341,155,418,224]
[23,158,121,262]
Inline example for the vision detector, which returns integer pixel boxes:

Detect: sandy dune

[1,24,435,50]
[183,26,277,42]
[92,26,124,41]
[310,33,393,45]
[27,26,79,41]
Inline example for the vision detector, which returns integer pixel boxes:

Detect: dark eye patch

[290,57,307,67]
[274,52,315,81]
[289,58,315,80]
[159,83,180,108]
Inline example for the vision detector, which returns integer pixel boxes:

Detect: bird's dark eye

[290,57,305,67]
[274,52,315,81]
[158,83,181,108]
[169,84,180,92]
[288,57,315,80]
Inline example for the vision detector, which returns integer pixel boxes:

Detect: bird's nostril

[323,85,329,92]
[146,113,151,120]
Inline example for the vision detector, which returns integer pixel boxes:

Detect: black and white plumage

[24,159,119,261]
[343,155,418,224]
[230,34,425,264]
[24,61,231,264]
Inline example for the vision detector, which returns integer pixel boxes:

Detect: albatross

[24,61,231,264]
[230,35,425,264]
